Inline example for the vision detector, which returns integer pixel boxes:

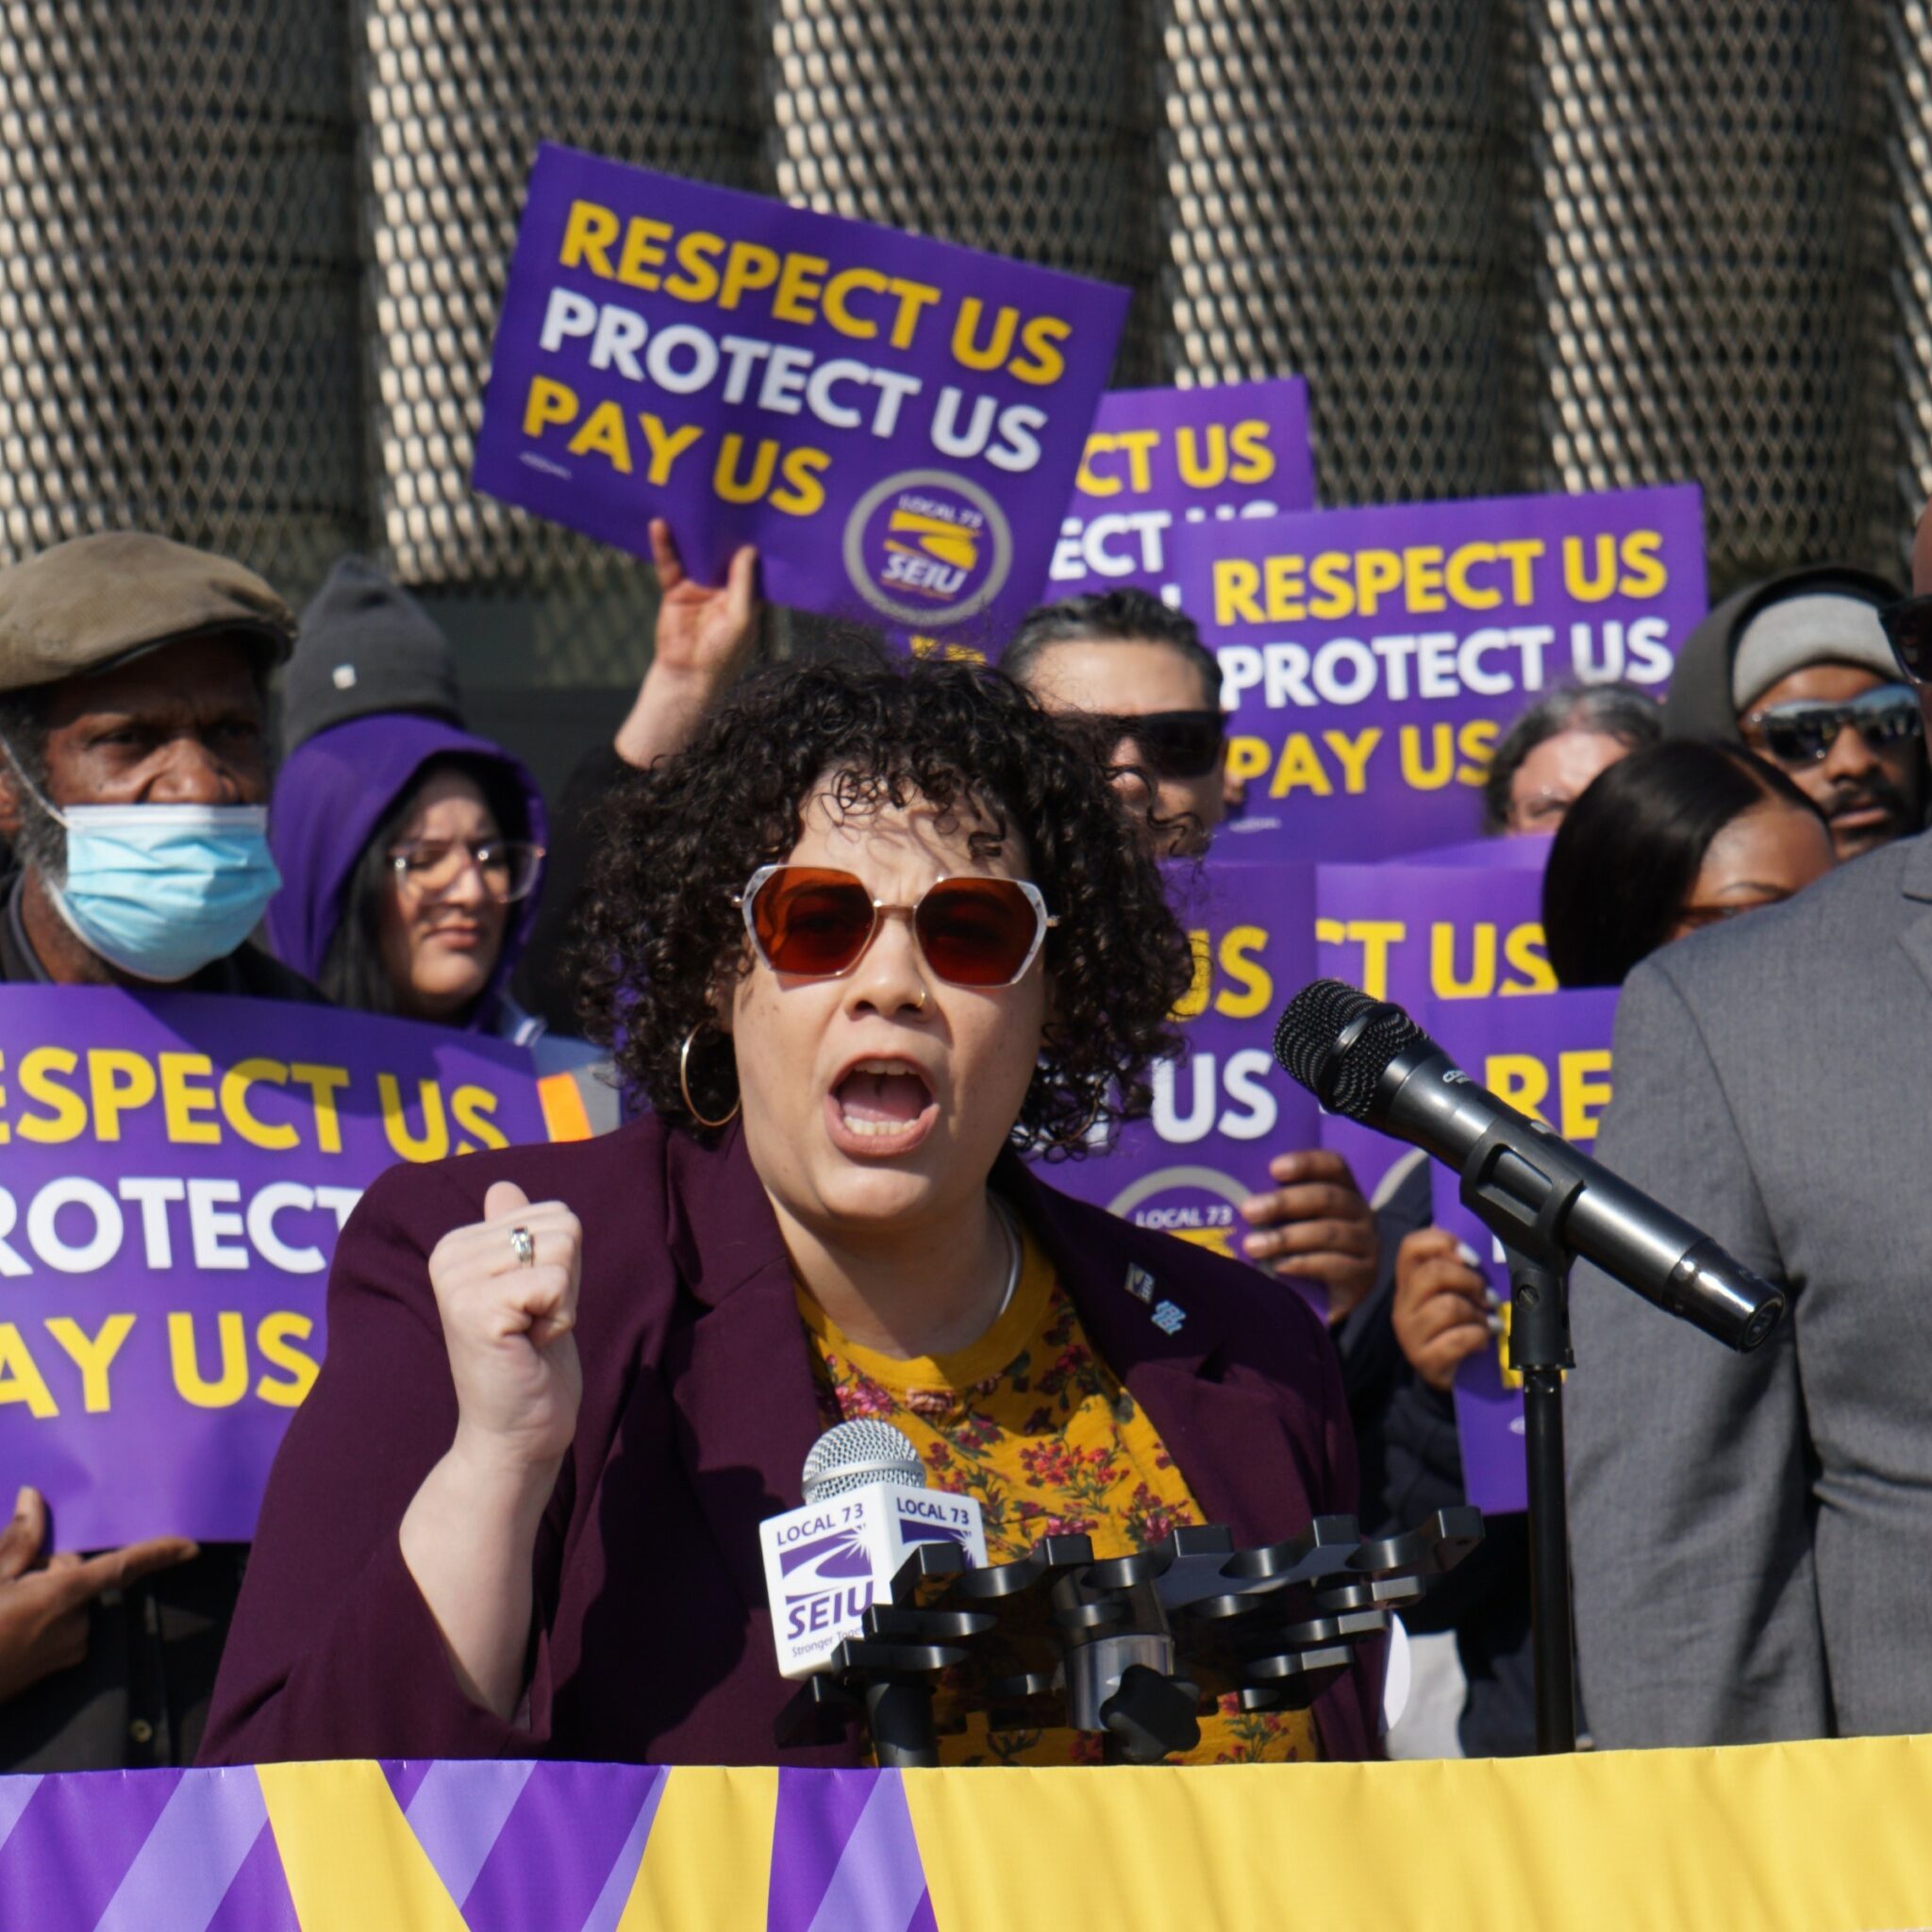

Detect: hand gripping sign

[0,988,584,1547]
[1174,484,1706,862]
[474,144,1129,651]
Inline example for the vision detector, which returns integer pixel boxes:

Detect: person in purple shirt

[203,659,1376,1767]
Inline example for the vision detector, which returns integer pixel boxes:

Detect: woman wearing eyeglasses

[201,661,1377,1770]
[263,558,570,1067]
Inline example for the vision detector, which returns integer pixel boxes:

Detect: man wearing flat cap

[0,531,317,997]
[0,531,318,1773]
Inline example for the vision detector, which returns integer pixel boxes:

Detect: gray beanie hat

[283,555,463,752]
[1731,591,1898,712]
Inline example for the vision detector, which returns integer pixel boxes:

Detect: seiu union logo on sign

[843,469,1012,628]
[779,1520,970,1641]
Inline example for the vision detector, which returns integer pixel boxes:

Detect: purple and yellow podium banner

[0,990,580,1549]
[5,1743,1932,1930]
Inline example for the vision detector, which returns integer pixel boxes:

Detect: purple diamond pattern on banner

[380,1757,437,1813]
[403,1758,539,1909]
[0,1770,181,1928]
[0,1768,298,1932]
[459,1762,667,1932]
[202,1815,301,1932]
[770,1769,934,1932]
[93,1767,275,1932]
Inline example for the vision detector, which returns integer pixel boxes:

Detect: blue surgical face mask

[1,733,282,982]
[44,803,283,982]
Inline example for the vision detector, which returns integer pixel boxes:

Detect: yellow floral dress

[797,1220,1322,1767]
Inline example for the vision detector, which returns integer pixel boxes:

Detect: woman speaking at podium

[203,661,1375,1767]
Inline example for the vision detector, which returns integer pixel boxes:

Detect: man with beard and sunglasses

[1662,565,1924,860]
[1004,590,1382,1327]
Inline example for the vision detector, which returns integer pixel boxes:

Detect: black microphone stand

[1458,1124,1582,1754]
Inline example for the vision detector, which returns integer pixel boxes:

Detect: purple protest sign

[473,144,1129,650]
[1419,987,1621,1515]
[0,989,568,1548]
[1174,485,1704,861]
[1041,860,1321,1305]
[1043,380,1313,605]
[1313,849,1553,1205]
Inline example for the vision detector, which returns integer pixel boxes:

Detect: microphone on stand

[1271,978,1785,1353]
[759,1418,988,1681]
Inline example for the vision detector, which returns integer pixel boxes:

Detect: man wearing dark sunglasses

[1004,588,1229,860]
[1664,565,1923,860]
[1005,588,1382,1328]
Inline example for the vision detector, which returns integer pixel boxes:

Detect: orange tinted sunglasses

[736,864,1057,987]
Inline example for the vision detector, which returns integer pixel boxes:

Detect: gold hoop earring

[678,1024,741,1130]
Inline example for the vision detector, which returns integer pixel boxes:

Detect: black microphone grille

[1272,979,1435,1122]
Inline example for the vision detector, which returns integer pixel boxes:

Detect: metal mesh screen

[355,0,757,613]
[1502,1,1882,590]
[0,0,361,598]
[1154,0,1507,508]
[758,0,1159,383]
[3,4,1929,637]
[1859,0,1932,581]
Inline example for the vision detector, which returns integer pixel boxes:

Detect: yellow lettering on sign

[1215,927,1273,1019]
[89,1049,156,1141]
[256,1313,320,1408]
[0,1325,57,1418]
[221,1059,298,1152]
[46,1314,135,1413]
[159,1053,220,1146]
[17,1048,86,1144]
[380,1074,449,1164]
[168,1311,248,1408]
[1560,1048,1615,1141]
[291,1065,350,1156]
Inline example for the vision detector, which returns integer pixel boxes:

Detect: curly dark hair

[573,658,1194,1154]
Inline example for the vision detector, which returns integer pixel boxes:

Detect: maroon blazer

[200,1115,1378,1766]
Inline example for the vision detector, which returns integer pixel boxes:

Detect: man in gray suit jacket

[1569,574,1932,1747]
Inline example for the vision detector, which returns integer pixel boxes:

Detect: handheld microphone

[759,1419,989,1680]
[1272,979,1786,1353]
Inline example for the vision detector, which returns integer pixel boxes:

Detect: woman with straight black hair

[1542,738,1836,991]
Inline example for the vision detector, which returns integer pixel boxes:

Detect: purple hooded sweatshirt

[266,712,550,1042]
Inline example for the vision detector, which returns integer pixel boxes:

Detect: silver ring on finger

[508,1225,536,1269]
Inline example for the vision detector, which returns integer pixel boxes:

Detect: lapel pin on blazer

[1151,1299,1186,1336]
[1124,1263,1157,1305]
